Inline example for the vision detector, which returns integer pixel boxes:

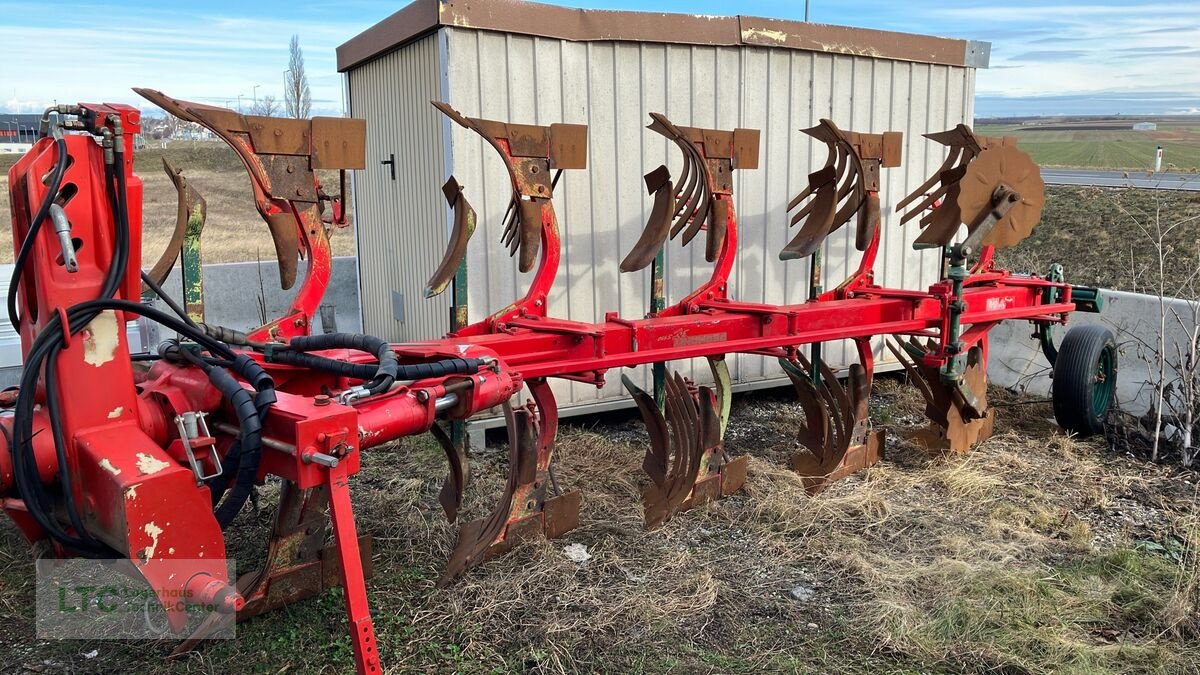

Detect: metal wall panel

[353,27,976,414]
[347,33,450,342]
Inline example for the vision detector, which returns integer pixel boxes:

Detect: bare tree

[1108,183,1200,466]
[251,95,281,118]
[285,35,312,119]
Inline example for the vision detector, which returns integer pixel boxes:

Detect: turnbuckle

[174,411,222,483]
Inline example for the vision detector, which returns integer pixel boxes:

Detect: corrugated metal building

[337,0,990,418]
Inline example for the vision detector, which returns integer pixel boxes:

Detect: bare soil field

[997,186,1200,300]
[1,381,1197,673]
[0,143,356,266]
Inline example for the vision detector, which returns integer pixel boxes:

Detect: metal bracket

[173,412,222,483]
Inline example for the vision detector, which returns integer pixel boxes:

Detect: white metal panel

[346,33,449,342]
[431,27,977,412]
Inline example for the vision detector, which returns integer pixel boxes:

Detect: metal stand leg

[328,462,381,675]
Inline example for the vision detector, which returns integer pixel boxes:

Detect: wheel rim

[1092,346,1115,417]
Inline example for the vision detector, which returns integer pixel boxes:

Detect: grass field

[0,381,1196,673]
[976,122,1200,173]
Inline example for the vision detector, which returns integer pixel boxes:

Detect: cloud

[1116,45,1198,55]
[1,0,1197,119]
[977,89,1200,117]
[0,1,383,115]
[1138,25,1198,35]
[1006,50,1089,62]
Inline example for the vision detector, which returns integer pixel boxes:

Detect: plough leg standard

[1,93,1116,673]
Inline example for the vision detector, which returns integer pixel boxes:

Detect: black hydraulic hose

[286,333,399,393]
[159,343,275,527]
[206,367,264,528]
[140,270,195,328]
[8,136,68,329]
[11,323,112,556]
[266,349,378,380]
[6,150,130,556]
[7,133,273,550]
[101,151,130,301]
[387,358,483,381]
[282,333,484,393]
[11,298,240,553]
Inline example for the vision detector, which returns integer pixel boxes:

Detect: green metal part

[706,356,731,439]
[651,248,666,407]
[1036,263,1065,367]
[808,249,823,386]
[1071,285,1103,313]
[1093,344,1116,417]
[181,199,206,323]
[778,356,806,381]
[451,256,469,450]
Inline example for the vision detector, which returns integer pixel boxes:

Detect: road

[1041,169,1200,191]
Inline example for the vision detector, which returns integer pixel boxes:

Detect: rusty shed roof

[336,0,990,73]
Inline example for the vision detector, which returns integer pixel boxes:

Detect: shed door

[346,33,450,342]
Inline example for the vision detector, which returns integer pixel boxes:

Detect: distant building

[0,113,41,153]
[1133,122,1157,131]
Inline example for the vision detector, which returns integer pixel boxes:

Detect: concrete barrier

[0,257,362,386]
[148,256,362,334]
[988,289,1198,416]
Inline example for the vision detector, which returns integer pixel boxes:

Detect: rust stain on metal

[337,1,975,73]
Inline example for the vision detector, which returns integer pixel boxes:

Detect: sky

[1,0,1198,119]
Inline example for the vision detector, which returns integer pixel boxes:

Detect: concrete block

[989,289,1198,416]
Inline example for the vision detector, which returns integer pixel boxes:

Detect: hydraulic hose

[280,333,485,393]
[8,135,68,329]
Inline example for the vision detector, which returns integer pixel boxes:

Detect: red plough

[1,94,1114,674]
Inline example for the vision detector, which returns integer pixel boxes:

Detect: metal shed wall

[346,33,450,341]
[439,27,975,412]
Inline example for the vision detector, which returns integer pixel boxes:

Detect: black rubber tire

[1052,324,1117,436]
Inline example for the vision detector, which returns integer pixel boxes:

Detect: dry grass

[3,378,1198,673]
[0,142,356,266]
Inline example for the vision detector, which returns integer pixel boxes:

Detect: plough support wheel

[1052,325,1117,436]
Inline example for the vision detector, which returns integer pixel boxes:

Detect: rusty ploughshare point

[622,373,747,528]
[779,353,884,494]
[133,89,364,291]
[886,339,994,454]
[439,381,581,585]
[781,120,901,260]
[424,176,477,298]
[142,158,206,292]
[427,101,586,288]
[620,114,759,272]
[429,421,470,524]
